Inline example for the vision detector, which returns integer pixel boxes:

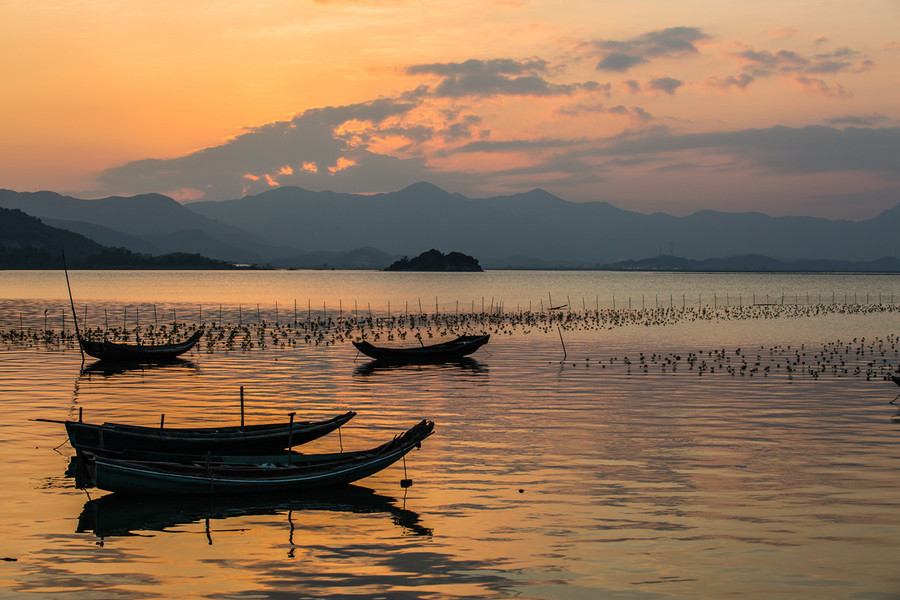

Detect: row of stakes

[2,300,899,347]
[2,302,900,383]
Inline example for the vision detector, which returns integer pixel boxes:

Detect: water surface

[1,271,898,599]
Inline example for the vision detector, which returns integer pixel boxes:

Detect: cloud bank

[92,24,898,218]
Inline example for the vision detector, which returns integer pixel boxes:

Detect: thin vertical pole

[61,251,85,362]
[287,412,296,462]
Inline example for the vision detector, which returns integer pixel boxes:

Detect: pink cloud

[769,27,798,39]
[791,76,851,98]
[706,73,755,92]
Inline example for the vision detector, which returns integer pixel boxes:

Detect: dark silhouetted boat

[43,411,356,454]
[352,334,489,362]
[83,419,434,495]
[62,251,204,363]
[77,329,204,362]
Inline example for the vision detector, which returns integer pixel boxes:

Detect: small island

[384,249,483,272]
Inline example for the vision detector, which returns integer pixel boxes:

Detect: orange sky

[2,0,898,218]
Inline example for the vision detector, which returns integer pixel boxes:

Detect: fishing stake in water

[61,251,85,364]
[400,456,413,488]
[287,412,296,463]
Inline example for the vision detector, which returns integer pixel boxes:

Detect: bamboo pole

[61,251,85,363]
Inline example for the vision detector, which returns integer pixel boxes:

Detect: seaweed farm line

[3,301,900,383]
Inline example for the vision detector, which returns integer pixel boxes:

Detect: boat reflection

[79,357,199,378]
[76,484,433,540]
[354,357,487,377]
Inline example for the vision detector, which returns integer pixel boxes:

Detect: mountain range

[0,207,234,269]
[1,183,899,269]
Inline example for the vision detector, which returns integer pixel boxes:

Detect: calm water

[1,271,899,599]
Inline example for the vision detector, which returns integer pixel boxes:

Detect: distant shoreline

[3,266,899,274]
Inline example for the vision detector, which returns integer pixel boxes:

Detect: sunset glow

[2,0,898,218]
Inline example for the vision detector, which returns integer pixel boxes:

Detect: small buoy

[400,479,413,488]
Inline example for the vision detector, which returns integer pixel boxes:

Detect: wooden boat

[78,329,204,362]
[84,419,435,495]
[352,334,489,362]
[62,253,204,363]
[47,411,356,454]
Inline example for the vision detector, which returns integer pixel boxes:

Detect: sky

[2,0,899,219]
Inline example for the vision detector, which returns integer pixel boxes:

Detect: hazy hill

[268,247,397,269]
[188,182,546,260]
[603,254,900,273]
[0,207,233,269]
[0,189,296,263]
[4,184,900,268]
[0,207,107,264]
[43,218,162,255]
[188,182,900,265]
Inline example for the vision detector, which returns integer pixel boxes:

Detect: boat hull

[89,420,434,495]
[79,329,204,361]
[353,334,489,362]
[64,411,356,454]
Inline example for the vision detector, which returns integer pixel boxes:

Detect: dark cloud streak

[598,126,900,177]
[406,58,596,98]
[591,27,710,72]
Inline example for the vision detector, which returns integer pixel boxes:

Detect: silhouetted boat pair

[49,410,433,495]
[79,420,434,495]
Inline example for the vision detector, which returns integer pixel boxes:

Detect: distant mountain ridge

[0,207,233,269]
[603,254,900,273]
[188,182,900,266]
[0,189,295,263]
[2,183,900,269]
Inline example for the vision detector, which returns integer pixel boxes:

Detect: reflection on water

[79,358,199,378]
[2,274,900,599]
[353,356,487,377]
[76,484,432,540]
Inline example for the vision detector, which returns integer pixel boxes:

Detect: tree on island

[384,249,483,272]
